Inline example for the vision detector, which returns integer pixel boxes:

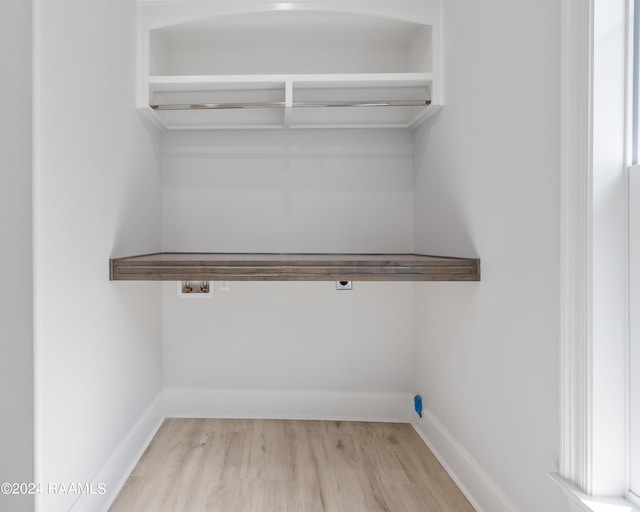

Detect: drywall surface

[412,1,566,511]
[163,281,413,419]
[161,129,414,253]
[0,1,34,511]
[33,0,163,510]
[162,129,415,419]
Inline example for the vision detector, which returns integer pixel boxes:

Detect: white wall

[161,129,415,420]
[0,1,34,511]
[412,1,566,512]
[162,130,414,253]
[33,0,164,510]
[163,281,414,419]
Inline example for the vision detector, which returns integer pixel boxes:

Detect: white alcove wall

[160,128,416,420]
[410,0,565,511]
[33,0,164,511]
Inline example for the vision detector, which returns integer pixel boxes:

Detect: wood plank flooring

[108,419,475,512]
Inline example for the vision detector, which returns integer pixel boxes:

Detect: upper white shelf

[147,73,436,129]
[137,1,443,130]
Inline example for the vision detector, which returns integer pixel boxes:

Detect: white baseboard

[65,393,164,512]
[411,407,520,512]
[163,388,413,423]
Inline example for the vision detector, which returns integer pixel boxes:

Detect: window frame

[630,164,640,506]
[556,0,640,510]
[628,0,640,504]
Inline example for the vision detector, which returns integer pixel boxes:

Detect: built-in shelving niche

[124,3,476,284]
[138,4,443,130]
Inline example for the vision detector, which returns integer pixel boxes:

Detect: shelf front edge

[109,253,480,282]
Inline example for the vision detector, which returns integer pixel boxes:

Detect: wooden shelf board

[109,253,480,282]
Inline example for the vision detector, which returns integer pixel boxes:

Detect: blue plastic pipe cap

[414,394,423,418]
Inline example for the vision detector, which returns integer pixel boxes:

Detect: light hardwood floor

[108,418,475,512]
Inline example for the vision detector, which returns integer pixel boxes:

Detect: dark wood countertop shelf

[109,253,480,282]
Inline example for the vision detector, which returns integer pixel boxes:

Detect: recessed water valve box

[178,280,213,299]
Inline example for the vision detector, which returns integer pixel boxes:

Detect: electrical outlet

[336,281,353,290]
